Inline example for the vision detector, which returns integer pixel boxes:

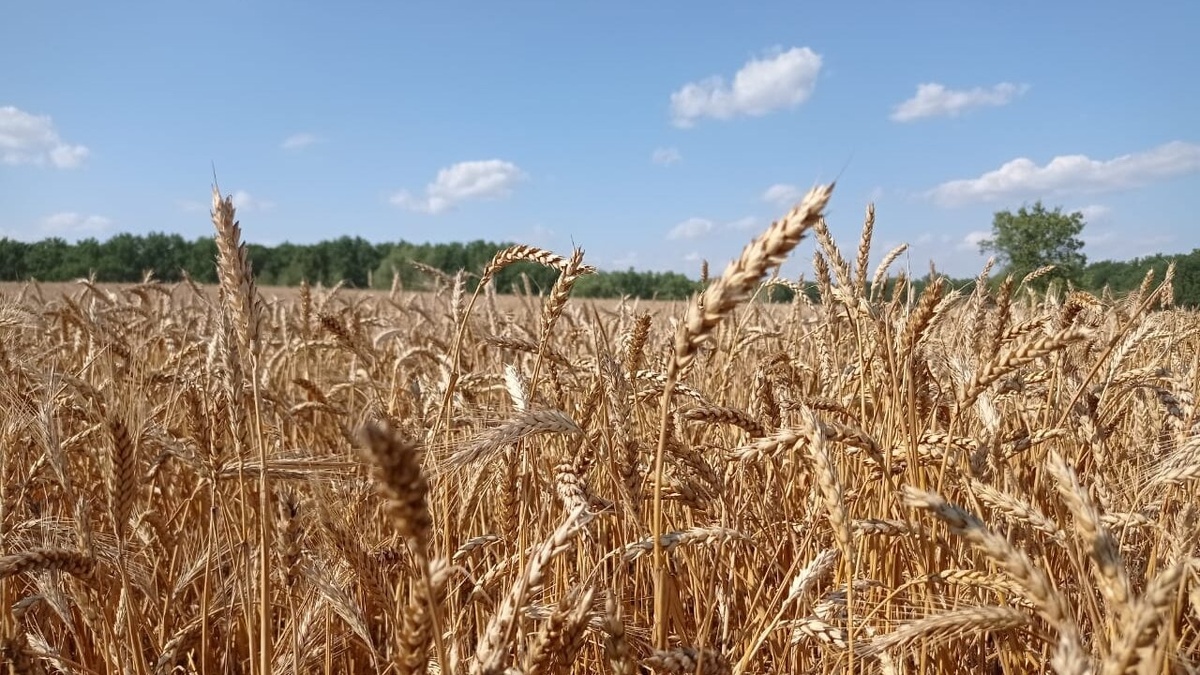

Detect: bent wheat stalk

[651,182,833,649]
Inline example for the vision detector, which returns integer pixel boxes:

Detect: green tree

[25,238,72,279]
[978,201,1087,285]
[0,239,31,280]
[184,237,220,283]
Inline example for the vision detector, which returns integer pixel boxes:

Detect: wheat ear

[652,183,833,648]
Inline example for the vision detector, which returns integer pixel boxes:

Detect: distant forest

[0,232,1196,304]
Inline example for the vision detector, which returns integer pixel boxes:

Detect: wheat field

[1,184,1198,674]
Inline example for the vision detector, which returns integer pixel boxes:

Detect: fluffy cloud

[891,82,1028,122]
[762,183,803,206]
[1083,230,1117,247]
[1076,204,1112,222]
[392,159,526,214]
[928,141,1200,206]
[40,212,112,236]
[231,190,275,212]
[726,216,758,230]
[958,230,992,252]
[651,147,682,166]
[670,47,822,127]
[505,224,557,248]
[667,217,715,240]
[1084,230,1174,257]
[281,132,319,151]
[668,215,760,240]
[0,106,89,168]
[1074,208,1173,259]
[180,191,272,213]
[610,251,639,269]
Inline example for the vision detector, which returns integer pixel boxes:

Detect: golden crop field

[1,184,1197,674]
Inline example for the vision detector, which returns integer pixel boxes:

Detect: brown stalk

[651,182,833,649]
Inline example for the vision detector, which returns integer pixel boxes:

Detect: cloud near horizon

[666,214,760,240]
[928,141,1200,206]
[391,159,526,214]
[281,132,319,151]
[231,191,275,212]
[670,47,822,127]
[958,230,991,252]
[1,106,90,168]
[891,82,1028,122]
[40,212,112,237]
[651,147,682,166]
[1076,204,1112,222]
[667,217,715,240]
[761,183,803,206]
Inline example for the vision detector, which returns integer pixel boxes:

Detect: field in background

[1,186,1198,674]
[0,281,696,317]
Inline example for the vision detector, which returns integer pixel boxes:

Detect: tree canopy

[978,201,1087,285]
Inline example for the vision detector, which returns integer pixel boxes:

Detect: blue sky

[3,2,1198,279]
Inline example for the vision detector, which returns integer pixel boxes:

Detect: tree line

[0,233,703,299]
[0,219,1195,304]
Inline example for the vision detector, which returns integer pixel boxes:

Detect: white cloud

[610,251,639,269]
[1076,204,1111,222]
[1083,230,1117,247]
[929,141,1200,206]
[528,224,555,239]
[0,106,89,168]
[1084,230,1174,258]
[231,190,275,212]
[667,215,757,241]
[667,217,715,240]
[281,132,319,151]
[507,224,556,247]
[726,216,758,230]
[1074,208,1174,259]
[762,183,803,206]
[651,147,682,166]
[40,212,112,236]
[958,230,992,252]
[670,46,822,127]
[181,191,274,213]
[891,82,1028,122]
[392,159,525,214]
